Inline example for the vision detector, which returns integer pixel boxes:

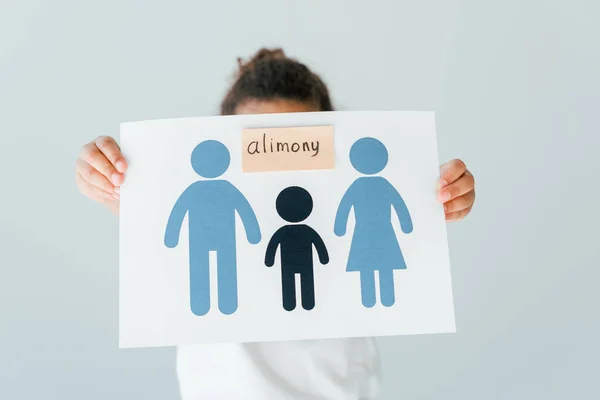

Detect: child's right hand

[75,136,127,215]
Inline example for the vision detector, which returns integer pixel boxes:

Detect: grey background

[1,0,598,399]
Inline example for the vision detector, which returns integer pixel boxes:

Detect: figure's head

[191,140,230,178]
[276,186,313,223]
[349,137,389,175]
[221,48,333,116]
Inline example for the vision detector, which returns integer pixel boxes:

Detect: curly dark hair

[220,48,334,115]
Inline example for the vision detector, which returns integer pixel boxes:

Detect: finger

[438,171,475,203]
[444,190,475,214]
[76,158,117,195]
[93,136,127,183]
[438,159,467,189]
[107,201,120,216]
[81,141,122,186]
[95,136,127,173]
[445,205,472,222]
[76,172,119,203]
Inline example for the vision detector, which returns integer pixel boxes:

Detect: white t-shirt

[177,338,380,400]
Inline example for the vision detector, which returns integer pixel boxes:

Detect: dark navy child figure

[265,186,329,311]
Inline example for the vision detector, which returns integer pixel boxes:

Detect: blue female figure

[334,137,413,308]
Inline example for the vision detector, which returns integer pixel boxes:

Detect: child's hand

[75,136,127,215]
[437,159,475,222]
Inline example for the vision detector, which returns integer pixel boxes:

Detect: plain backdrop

[1,0,598,399]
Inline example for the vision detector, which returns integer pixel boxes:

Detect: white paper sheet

[119,111,455,348]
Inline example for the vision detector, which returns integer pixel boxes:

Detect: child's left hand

[437,159,476,222]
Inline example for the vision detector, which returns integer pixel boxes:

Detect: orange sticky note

[241,126,334,173]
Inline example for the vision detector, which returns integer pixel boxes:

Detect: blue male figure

[164,140,261,316]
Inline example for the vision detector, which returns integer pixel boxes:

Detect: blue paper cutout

[165,140,261,316]
[334,137,413,308]
[265,187,329,311]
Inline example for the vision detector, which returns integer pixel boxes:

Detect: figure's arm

[231,185,261,244]
[311,229,329,265]
[334,183,355,237]
[164,187,191,248]
[388,181,413,234]
[264,230,282,267]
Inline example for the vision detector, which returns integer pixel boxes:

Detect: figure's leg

[379,269,396,307]
[360,271,376,308]
[189,249,210,316]
[300,269,315,310]
[281,269,296,311]
[216,246,238,315]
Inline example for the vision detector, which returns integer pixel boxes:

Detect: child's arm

[164,186,192,248]
[264,229,282,267]
[334,182,356,237]
[231,184,261,244]
[387,180,413,234]
[311,229,329,265]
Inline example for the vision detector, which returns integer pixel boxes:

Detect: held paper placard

[119,111,455,348]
